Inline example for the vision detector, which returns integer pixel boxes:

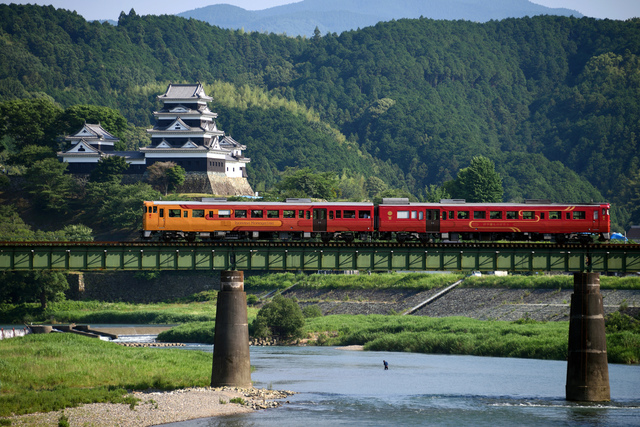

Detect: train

[142,198,611,244]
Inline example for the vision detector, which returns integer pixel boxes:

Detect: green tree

[445,156,503,203]
[7,144,56,167]
[424,184,451,203]
[0,271,68,309]
[89,156,130,183]
[84,181,161,229]
[0,97,63,150]
[252,295,305,339]
[364,176,387,199]
[276,167,339,200]
[146,161,184,195]
[166,164,186,192]
[56,105,129,144]
[61,224,94,241]
[24,158,75,213]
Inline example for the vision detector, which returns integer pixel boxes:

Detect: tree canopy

[1,4,639,228]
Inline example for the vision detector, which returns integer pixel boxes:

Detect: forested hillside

[1,4,639,229]
[178,0,582,37]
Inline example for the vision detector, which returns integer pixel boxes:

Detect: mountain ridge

[177,0,583,36]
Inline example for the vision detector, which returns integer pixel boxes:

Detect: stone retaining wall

[66,271,220,303]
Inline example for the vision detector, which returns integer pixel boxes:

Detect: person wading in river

[383,360,389,370]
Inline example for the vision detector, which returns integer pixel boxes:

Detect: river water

[164,345,640,427]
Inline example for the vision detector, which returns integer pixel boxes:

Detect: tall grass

[0,300,221,324]
[246,272,464,292]
[304,314,639,364]
[0,333,213,417]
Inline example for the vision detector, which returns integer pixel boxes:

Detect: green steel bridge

[1,241,639,273]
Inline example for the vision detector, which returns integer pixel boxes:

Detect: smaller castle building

[58,83,253,195]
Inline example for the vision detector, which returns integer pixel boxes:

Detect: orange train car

[142,199,374,242]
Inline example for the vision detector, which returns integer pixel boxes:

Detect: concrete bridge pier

[211,270,252,388]
[566,272,610,402]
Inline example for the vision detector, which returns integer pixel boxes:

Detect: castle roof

[158,83,212,102]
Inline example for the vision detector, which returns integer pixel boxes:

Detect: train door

[425,209,440,233]
[158,208,165,229]
[313,208,327,232]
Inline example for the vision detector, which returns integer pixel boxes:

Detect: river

[162,345,639,427]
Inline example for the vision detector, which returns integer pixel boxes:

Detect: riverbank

[5,387,293,427]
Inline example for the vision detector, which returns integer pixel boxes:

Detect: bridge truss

[1,241,639,273]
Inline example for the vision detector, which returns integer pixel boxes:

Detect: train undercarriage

[147,230,608,244]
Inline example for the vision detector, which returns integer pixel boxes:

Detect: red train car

[142,199,374,242]
[378,199,611,243]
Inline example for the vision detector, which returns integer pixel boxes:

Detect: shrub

[251,295,305,339]
[302,305,322,318]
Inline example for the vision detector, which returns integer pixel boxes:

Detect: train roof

[144,199,609,208]
[145,201,374,206]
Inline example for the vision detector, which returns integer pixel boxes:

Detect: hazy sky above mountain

[2,0,638,21]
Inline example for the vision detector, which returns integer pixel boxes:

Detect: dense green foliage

[444,156,504,202]
[1,5,639,228]
[251,295,305,339]
[0,333,213,416]
[0,271,69,309]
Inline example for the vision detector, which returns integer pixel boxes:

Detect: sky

[1,0,639,22]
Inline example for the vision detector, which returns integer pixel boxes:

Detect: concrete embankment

[279,286,640,321]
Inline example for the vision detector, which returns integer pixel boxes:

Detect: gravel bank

[5,387,294,427]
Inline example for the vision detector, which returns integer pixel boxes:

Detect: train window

[208,211,213,218]
[506,211,518,220]
[159,209,164,217]
[419,211,424,220]
[251,210,263,218]
[449,211,454,219]
[441,212,447,220]
[169,209,181,218]
[267,210,279,218]
[411,211,417,219]
[457,211,469,219]
[153,206,157,214]
[490,211,502,219]
[306,211,311,220]
[540,212,545,219]
[397,211,410,219]
[549,211,560,219]
[299,210,304,218]
[594,211,598,220]
[474,211,486,219]
[573,211,586,220]
[329,211,334,220]
[566,213,571,220]
[522,211,534,220]
[283,210,295,219]
[219,209,231,218]
[184,211,188,218]
[235,210,247,218]
[336,211,342,219]
[359,211,371,219]
[344,210,356,219]
[193,209,205,218]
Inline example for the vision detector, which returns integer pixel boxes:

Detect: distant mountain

[177,0,582,36]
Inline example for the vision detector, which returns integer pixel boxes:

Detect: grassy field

[0,333,213,417]
[0,297,260,325]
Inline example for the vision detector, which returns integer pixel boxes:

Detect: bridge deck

[1,241,639,273]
